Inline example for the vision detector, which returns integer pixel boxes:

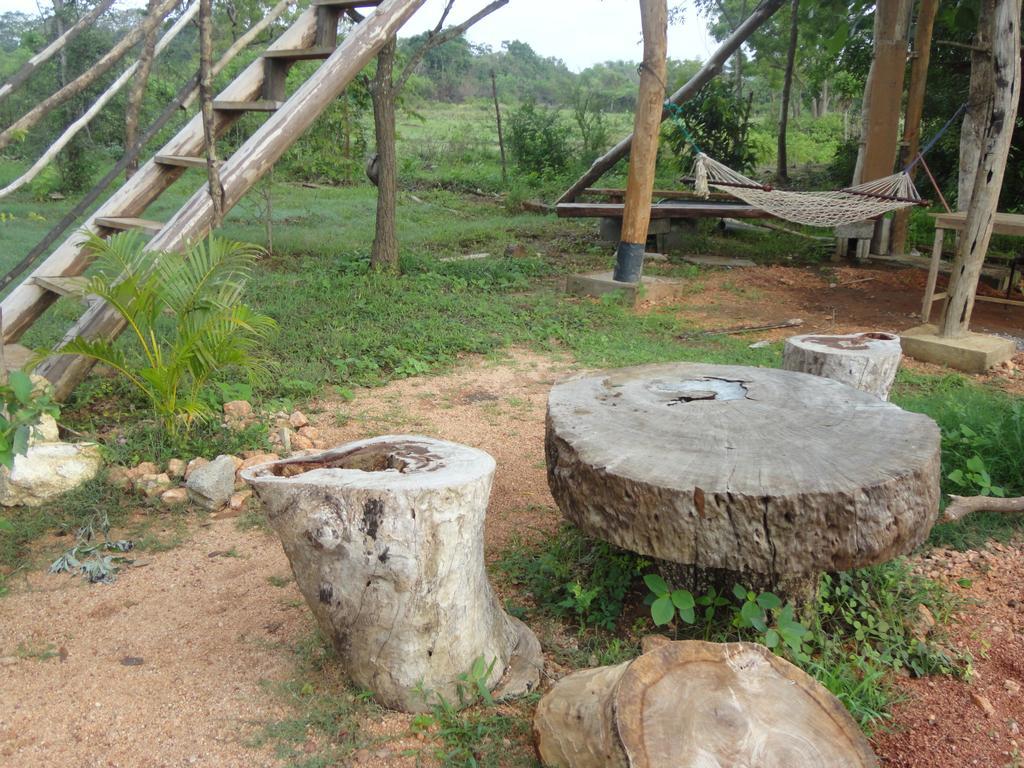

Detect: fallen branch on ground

[942,494,1024,522]
[678,318,803,340]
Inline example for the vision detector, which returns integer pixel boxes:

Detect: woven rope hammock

[692,152,923,227]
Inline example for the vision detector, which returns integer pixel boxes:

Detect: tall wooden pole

[490,70,507,184]
[890,0,938,256]
[613,0,668,283]
[939,0,1021,338]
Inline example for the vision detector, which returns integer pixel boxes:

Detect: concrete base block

[900,324,1017,373]
[565,271,688,304]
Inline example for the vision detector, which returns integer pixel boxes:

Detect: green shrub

[49,232,276,434]
[506,100,571,177]
[664,80,759,174]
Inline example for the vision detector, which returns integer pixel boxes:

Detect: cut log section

[545,363,941,597]
[533,640,879,768]
[241,435,542,712]
[782,331,902,400]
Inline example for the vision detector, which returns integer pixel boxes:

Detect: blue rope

[903,102,968,173]
[663,100,703,155]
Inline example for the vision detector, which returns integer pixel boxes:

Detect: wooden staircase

[3,0,423,399]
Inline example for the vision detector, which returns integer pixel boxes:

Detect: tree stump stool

[533,639,879,768]
[782,331,902,400]
[545,363,941,600]
[242,435,542,712]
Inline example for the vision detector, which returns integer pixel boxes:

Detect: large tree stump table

[545,363,941,599]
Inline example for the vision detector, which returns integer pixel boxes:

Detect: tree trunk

[0,0,181,153]
[776,0,799,182]
[940,0,1021,338]
[0,0,116,106]
[890,0,939,255]
[782,331,902,400]
[370,38,399,271]
[612,0,668,284]
[958,0,996,210]
[125,0,162,180]
[943,494,1024,522]
[198,0,224,228]
[557,0,785,205]
[242,436,542,713]
[534,640,879,768]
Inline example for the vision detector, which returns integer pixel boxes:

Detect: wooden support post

[613,0,668,284]
[490,70,507,184]
[939,0,1021,338]
[890,0,938,256]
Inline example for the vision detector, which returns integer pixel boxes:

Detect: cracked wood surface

[534,640,878,768]
[545,363,941,579]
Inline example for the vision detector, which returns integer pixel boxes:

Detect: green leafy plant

[50,232,276,434]
[730,584,812,660]
[0,369,59,469]
[48,510,133,584]
[947,453,1005,497]
[644,573,695,626]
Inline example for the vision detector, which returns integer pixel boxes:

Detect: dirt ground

[1,261,1023,767]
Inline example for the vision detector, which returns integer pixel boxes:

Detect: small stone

[186,455,237,511]
[160,487,188,506]
[1011,720,1021,736]
[971,693,996,718]
[290,434,314,451]
[236,453,280,479]
[228,455,244,471]
[0,656,18,666]
[137,473,172,498]
[107,466,132,491]
[289,411,309,429]
[277,428,291,452]
[504,243,527,258]
[353,749,371,764]
[1005,679,1021,695]
[166,459,187,479]
[31,413,60,444]
[298,426,319,441]
[228,490,252,511]
[914,604,936,638]
[223,400,253,420]
[184,457,208,480]
[130,461,159,479]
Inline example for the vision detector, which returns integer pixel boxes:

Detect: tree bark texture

[242,436,542,712]
[852,0,912,185]
[940,0,1021,338]
[616,0,668,253]
[533,640,879,768]
[545,364,941,588]
[776,0,799,181]
[958,0,996,210]
[557,0,785,205]
[370,38,399,271]
[199,0,225,227]
[890,0,939,255]
[0,0,181,153]
[125,0,163,180]
[782,331,902,400]
[0,0,117,106]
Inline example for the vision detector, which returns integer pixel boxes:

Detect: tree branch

[942,494,1024,522]
[394,0,508,95]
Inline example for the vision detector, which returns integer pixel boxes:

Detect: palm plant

[53,232,276,434]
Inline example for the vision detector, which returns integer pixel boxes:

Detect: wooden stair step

[94,216,164,236]
[311,0,380,6]
[3,344,33,373]
[263,46,335,60]
[30,276,90,297]
[154,154,213,169]
[212,99,283,112]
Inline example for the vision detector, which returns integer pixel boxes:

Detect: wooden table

[545,363,941,600]
[920,211,1024,321]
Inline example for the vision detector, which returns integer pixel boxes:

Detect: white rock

[31,414,60,444]
[185,454,237,510]
[0,442,102,507]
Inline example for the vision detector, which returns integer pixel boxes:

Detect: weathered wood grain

[545,364,941,584]
[782,331,902,400]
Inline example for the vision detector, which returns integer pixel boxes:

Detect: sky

[0,0,718,71]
